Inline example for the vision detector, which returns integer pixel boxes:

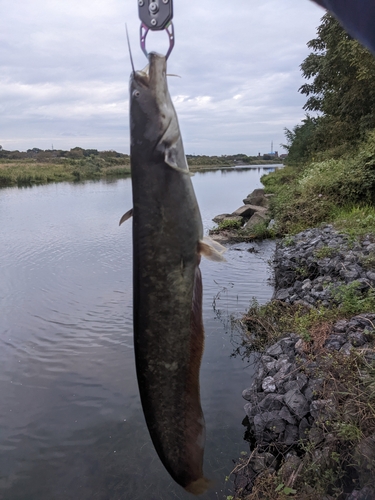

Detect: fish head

[130,52,188,170]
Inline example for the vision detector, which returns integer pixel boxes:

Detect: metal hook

[140,21,175,60]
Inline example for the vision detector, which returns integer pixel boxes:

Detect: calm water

[0,166,277,500]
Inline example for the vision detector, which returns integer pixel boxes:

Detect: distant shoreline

[0,148,284,188]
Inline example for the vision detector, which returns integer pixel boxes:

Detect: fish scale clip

[138,0,175,59]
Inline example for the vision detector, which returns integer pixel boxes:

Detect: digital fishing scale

[137,0,175,59]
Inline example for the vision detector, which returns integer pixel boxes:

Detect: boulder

[244,212,269,230]
[212,213,231,223]
[243,188,269,208]
[231,205,258,218]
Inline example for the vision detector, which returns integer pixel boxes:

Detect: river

[0,166,278,500]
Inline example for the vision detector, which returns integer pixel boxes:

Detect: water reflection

[0,169,275,499]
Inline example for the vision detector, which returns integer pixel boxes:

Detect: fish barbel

[126,52,223,494]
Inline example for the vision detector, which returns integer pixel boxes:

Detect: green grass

[261,131,375,237]
[0,160,131,187]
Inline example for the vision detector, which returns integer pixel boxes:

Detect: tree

[299,13,375,148]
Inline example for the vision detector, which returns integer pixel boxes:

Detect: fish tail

[185,476,212,495]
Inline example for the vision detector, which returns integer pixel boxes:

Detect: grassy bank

[0,159,131,187]
[234,134,375,499]
[261,130,375,238]
[0,150,283,188]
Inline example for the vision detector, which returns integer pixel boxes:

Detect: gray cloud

[0,0,324,154]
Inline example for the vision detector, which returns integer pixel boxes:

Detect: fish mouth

[132,52,167,90]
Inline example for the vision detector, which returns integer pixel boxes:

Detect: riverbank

[220,184,375,497]
[0,160,282,188]
[231,225,375,500]
[0,148,282,188]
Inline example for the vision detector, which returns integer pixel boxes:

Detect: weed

[314,246,336,259]
[361,252,375,270]
[330,281,375,315]
[217,218,243,231]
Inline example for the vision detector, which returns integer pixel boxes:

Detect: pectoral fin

[198,237,226,262]
[119,208,133,226]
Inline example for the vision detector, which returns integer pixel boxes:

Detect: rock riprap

[273,225,375,308]
[234,317,375,498]
[210,188,272,242]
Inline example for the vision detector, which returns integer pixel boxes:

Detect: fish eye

[133,90,140,98]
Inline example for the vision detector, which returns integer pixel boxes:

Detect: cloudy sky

[0,0,325,155]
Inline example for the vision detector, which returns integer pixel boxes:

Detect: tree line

[284,13,375,164]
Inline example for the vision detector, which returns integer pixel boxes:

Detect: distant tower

[271,140,273,154]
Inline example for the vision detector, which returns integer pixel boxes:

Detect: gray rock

[299,417,311,440]
[275,289,290,301]
[249,451,276,473]
[254,411,285,439]
[284,389,310,418]
[263,360,277,376]
[231,205,257,218]
[262,376,277,393]
[366,271,375,282]
[333,319,348,333]
[283,380,302,393]
[212,213,231,223]
[244,211,269,230]
[347,486,375,500]
[283,424,299,445]
[278,405,297,425]
[280,453,302,482]
[242,387,256,401]
[349,331,367,347]
[340,342,353,356]
[354,434,375,487]
[341,269,360,281]
[325,334,347,350]
[303,379,323,401]
[310,399,335,420]
[266,343,284,357]
[259,394,284,412]
[309,426,324,445]
[244,402,258,419]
